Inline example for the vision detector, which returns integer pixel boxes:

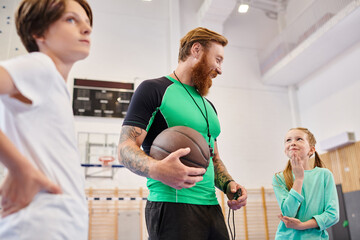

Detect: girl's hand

[290,152,304,180]
[278,214,304,230]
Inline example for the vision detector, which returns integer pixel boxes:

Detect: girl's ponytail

[313,151,324,168]
[283,160,293,191]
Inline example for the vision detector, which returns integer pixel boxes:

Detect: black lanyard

[173,71,214,157]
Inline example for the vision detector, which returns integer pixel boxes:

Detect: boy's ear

[32,34,44,42]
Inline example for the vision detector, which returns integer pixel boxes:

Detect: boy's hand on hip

[0,164,62,218]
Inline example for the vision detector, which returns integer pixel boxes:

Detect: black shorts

[145,201,230,240]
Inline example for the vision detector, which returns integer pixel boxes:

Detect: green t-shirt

[272,167,339,239]
[123,76,221,205]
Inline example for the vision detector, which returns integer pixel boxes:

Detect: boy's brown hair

[15,0,93,52]
[178,27,228,62]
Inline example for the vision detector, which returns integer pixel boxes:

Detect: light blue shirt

[272,167,339,240]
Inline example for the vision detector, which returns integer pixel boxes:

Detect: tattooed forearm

[213,154,232,192]
[120,145,151,178]
[118,126,152,178]
[119,126,143,143]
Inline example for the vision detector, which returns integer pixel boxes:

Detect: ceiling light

[238,4,249,13]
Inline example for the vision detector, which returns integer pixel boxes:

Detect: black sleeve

[122,77,172,130]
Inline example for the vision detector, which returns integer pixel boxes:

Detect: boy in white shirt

[0,0,93,239]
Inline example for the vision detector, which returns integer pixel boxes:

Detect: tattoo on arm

[119,126,151,178]
[213,154,232,192]
[119,126,142,143]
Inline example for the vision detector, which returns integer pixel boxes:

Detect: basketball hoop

[99,156,115,166]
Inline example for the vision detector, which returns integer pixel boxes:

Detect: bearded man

[118,27,247,240]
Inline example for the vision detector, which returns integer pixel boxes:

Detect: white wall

[70,0,172,136]
[224,7,279,51]
[297,41,360,151]
[179,0,203,35]
[70,0,172,188]
[208,45,292,188]
[283,0,316,27]
[70,0,170,83]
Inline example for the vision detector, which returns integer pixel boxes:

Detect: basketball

[149,126,210,169]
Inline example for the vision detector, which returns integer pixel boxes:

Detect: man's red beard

[191,52,218,96]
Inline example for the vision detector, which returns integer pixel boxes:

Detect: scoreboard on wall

[72,79,134,118]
